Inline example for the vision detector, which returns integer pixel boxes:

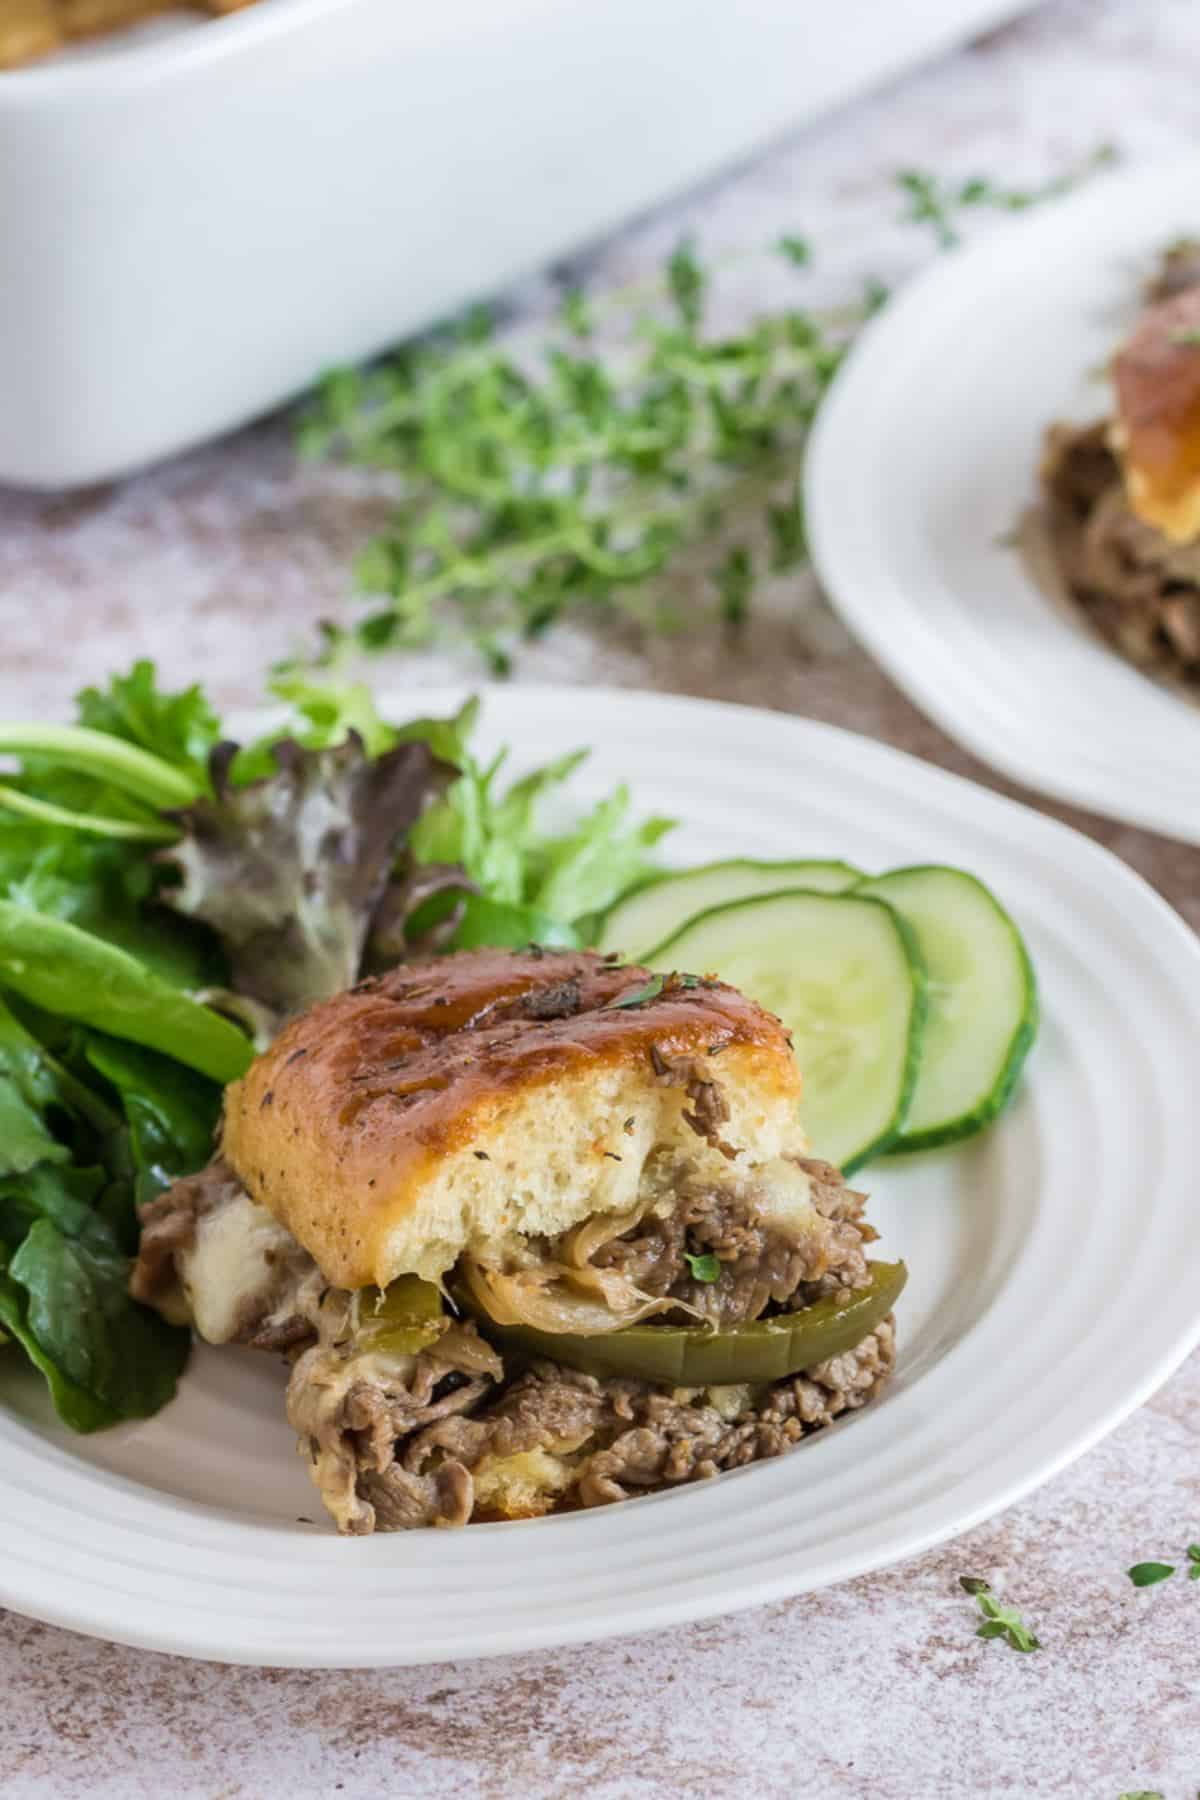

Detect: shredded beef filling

[288,1290,503,1534]
[400,1324,895,1522]
[1039,247,1200,684]
[1041,420,1200,680]
[588,1156,872,1328]
[135,1149,890,1534]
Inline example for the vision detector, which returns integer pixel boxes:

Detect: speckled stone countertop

[4,3,1200,1794]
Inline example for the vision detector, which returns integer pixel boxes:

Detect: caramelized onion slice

[461,1257,694,1335]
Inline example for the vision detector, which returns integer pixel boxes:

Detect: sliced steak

[591,1154,871,1328]
[576,1318,895,1507]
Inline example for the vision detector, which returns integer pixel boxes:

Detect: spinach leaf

[9,1218,188,1428]
[0,723,198,812]
[84,1035,220,1205]
[0,787,223,1001]
[0,1252,119,1434]
[0,1163,109,1255]
[0,903,252,1084]
[0,996,73,1176]
[0,994,124,1167]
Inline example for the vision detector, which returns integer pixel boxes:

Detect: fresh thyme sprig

[294,244,881,673]
[959,1575,1041,1652]
[897,143,1118,248]
[298,147,1116,672]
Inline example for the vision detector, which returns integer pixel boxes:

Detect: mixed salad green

[0,663,1037,1436]
[0,663,669,1432]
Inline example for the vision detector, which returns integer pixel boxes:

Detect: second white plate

[806,155,1200,845]
[1,686,1199,1666]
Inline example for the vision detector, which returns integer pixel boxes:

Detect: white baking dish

[0,0,1031,489]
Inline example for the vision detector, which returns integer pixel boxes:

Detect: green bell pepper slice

[359,1273,446,1357]
[463,1258,907,1386]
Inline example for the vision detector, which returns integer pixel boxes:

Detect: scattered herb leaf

[715,545,753,627]
[1128,1562,1176,1588]
[959,1576,1041,1652]
[607,974,665,1010]
[684,1251,721,1283]
[777,234,812,267]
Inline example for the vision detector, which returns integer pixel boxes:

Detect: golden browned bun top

[1114,285,1200,543]
[220,948,804,1291]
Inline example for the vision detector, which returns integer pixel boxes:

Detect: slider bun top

[221,948,806,1290]
[1114,285,1200,543]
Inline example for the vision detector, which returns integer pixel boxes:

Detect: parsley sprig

[959,1576,1041,1652]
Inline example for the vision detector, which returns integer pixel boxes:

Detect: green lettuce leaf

[75,659,222,789]
[0,662,228,989]
[159,734,442,1013]
[231,672,403,784]
[391,695,480,767]
[528,785,675,925]
[444,893,581,951]
[407,727,673,930]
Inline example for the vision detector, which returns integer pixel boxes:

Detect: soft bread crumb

[471,1447,582,1519]
[222,950,807,1291]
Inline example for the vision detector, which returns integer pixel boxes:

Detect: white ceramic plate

[2,685,1199,1668]
[805,155,1200,846]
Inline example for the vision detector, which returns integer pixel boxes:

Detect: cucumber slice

[646,889,926,1174]
[598,859,862,960]
[854,866,1037,1152]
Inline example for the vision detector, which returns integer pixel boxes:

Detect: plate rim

[2,681,1198,1667]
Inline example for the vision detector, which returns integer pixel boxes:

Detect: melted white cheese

[180,1191,313,1345]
